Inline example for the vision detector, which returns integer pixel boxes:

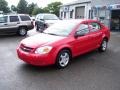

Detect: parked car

[35,13,60,32]
[0,14,34,36]
[17,19,110,69]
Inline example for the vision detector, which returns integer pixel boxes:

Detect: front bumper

[17,48,56,66]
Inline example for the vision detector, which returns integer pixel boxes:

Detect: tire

[98,39,108,52]
[56,50,71,69]
[36,24,39,31]
[18,27,27,36]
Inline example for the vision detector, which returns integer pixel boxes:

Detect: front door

[72,23,92,56]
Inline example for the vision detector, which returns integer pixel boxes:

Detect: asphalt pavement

[0,30,120,90]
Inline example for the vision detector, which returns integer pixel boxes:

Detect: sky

[6,0,76,7]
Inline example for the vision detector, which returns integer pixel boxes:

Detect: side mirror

[74,31,85,38]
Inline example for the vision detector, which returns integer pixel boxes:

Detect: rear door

[20,15,33,30]
[88,22,103,49]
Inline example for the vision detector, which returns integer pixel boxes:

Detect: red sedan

[17,19,110,69]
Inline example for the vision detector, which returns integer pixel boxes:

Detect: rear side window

[10,16,19,22]
[20,15,31,21]
[89,22,101,32]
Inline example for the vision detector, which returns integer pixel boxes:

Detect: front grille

[20,44,33,53]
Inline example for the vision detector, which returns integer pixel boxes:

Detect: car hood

[21,33,65,48]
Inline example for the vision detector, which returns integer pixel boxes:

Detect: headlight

[35,46,53,54]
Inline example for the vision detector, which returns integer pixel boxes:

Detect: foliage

[31,1,62,16]
[46,2,62,16]
[0,0,62,16]
[27,3,36,15]
[17,0,28,14]
[0,0,10,13]
[11,5,17,12]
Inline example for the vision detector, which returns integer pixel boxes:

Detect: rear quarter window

[89,22,101,32]
[20,15,31,21]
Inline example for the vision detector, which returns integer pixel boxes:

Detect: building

[59,0,92,19]
[60,0,120,31]
[91,0,120,31]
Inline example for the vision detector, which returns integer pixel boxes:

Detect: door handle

[4,23,8,25]
[17,22,20,24]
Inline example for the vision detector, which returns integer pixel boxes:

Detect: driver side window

[77,24,89,35]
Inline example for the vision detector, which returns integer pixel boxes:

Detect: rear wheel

[56,50,71,69]
[18,27,27,36]
[98,39,108,52]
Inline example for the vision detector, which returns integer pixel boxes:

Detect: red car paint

[17,19,110,66]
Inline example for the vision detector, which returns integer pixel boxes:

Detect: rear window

[20,15,31,21]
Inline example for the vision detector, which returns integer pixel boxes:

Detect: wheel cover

[20,29,26,35]
[59,52,70,67]
[102,40,107,51]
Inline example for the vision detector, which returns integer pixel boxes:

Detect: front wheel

[56,50,71,69]
[98,39,108,52]
[36,24,39,31]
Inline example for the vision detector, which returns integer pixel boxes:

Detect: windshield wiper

[43,32,59,36]
[43,32,66,37]
[47,33,59,36]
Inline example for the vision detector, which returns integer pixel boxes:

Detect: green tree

[42,7,49,13]
[32,7,44,15]
[0,0,10,13]
[32,1,62,16]
[47,2,62,16]
[27,3,36,15]
[11,5,17,12]
[17,0,28,14]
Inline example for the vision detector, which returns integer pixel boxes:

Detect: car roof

[36,13,57,17]
[37,13,56,15]
[2,14,29,16]
[60,19,98,24]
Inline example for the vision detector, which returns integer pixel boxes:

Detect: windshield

[44,14,58,20]
[43,21,78,36]
[36,14,44,20]
[0,16,8,23]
